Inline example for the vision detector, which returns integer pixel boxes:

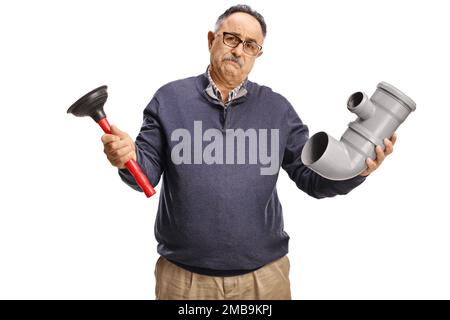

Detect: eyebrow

[228,32,258,44]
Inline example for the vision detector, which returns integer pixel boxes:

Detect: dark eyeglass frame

[219,32,263,56]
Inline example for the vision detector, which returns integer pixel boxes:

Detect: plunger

[67,86,156,198]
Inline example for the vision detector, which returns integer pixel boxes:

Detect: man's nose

[231,42,244,57]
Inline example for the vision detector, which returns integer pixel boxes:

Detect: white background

[0,0,448,299]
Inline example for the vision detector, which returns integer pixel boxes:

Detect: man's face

[208,12,264,84]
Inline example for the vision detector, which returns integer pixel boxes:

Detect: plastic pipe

[301,82,416,180]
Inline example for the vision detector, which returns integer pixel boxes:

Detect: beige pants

[154,256,291,300]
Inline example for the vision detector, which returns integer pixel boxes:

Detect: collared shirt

[206,65,247,107]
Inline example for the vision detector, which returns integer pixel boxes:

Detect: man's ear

[208,31,215,51]
[257,50,263,58]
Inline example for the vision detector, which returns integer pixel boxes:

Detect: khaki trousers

[154,256,291,300]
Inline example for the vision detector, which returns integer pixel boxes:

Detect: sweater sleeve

[118,96,166,192]
[281,104,366,199]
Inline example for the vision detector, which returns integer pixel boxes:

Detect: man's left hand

[359,133,397,177]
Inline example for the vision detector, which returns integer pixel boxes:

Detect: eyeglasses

[219,32,262,56]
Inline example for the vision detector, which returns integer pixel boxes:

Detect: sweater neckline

[195,72,252,108]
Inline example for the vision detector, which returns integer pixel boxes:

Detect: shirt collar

[206,65,247,104]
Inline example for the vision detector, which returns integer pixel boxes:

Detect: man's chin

[223,60,241,68]
[222,64,240,76]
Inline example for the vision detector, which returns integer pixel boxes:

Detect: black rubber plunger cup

[67,86,156,198]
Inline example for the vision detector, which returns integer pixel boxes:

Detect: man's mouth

[224,59,240,67]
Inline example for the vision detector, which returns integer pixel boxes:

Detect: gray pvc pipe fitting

[300,82,416,180]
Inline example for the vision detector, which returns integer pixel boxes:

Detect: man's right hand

[101,125,137,169]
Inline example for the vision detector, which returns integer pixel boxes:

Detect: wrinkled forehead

[217,12,264,44]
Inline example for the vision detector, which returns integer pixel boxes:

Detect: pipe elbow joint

[301,82,416,181]
[301,132,366,180]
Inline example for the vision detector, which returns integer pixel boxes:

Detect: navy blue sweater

[119,72,366,274]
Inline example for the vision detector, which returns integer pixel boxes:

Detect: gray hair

[214,4,267,38]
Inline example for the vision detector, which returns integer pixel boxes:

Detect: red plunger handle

[98,118,156,198]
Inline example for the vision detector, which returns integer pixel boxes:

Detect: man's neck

[209,66,243,103]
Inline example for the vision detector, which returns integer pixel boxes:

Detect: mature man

[101,5,395,300]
